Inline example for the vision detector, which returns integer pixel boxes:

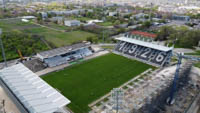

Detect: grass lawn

[194,62,200,68]
[185,51,200,56]
[0,19,97,47]
[42,53,154,113]
[24,28,96,47]
[44,22,71,31]
[97,21,114,26]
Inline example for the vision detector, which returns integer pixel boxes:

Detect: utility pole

[150,3,153,21]
[0,28,7,67]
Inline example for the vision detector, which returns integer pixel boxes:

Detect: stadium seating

[44,47,93,67]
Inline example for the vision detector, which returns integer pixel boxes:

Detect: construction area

[90,61,200,113]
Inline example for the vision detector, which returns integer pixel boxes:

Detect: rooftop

[116,37,173,52]
[37,42,90,59]
[131,31,157,38]
[0,64,70,113]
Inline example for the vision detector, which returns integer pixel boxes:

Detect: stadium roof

[0,64,70,113]
[116,37,173,52]
[37,42,90,59]
[131,31,157,38]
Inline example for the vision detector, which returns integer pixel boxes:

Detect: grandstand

[114,32,173,67]
[37,42,94,67]
[130,31,157,42]
[0,63,70,113]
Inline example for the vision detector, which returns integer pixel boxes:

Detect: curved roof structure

[116,37,173,52]
[0,64,70,113]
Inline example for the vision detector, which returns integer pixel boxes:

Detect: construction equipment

[17,49,26,61]
[167,52,200,105]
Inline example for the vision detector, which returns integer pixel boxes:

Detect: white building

[87,19,103,24]
[0,63,71,113]
[21,16,36,20]
[109,12,117,16]
[64,20,81,27]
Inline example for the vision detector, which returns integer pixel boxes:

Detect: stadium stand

[37,42,93,67]
[114,32,173,67]
[0,63,71,113]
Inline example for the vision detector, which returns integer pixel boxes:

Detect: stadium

[0,31,200,113]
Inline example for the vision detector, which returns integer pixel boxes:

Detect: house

[21,16,36,20]
[87,20,103,24]
[50,17,64,25]
[109,12,117,16]
[172,15,190,21]
[130,13,149,20]
[47,9,86,16]
[40,12,48,19]
[64,20,81,27]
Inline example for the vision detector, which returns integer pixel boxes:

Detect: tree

[114,20,120,25]
[47,13,52,18]
[86,36,98,43]
[142,21,151,28]
[37,13,43,24]
[0,30,48,61]
[156,26,174,41]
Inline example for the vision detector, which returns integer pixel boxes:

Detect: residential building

[64,20,81,27]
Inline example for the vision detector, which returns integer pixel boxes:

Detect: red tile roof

[131,31,157,38]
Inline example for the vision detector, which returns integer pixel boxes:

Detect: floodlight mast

[112,88,124,113]
[167,52,200,105]
[0,28,7,67]
[167,53,182,105]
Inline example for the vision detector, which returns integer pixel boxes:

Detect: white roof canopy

[0,64,70,113]
[116,37,173,52]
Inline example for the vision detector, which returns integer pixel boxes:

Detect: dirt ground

[0,86,20,113]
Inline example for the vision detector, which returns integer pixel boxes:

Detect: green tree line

[156,26,200,48]
[0,30,48,62]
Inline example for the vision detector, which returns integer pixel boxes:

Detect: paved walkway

[174,48,195,53]
[31,22,65,32]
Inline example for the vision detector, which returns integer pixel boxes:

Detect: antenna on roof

[0,28,7,67]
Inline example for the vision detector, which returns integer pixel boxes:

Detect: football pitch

[42,53,154,113]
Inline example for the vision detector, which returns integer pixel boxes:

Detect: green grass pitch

[42,53,154,113]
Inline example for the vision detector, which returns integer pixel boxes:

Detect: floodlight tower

[167,52,200,105]
[0,28,7,67]
[111,88,124,113]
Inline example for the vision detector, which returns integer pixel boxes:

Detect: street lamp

[0,28,7,67]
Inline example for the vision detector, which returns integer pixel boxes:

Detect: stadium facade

[114,31,173,67]
[37,42,94,67]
